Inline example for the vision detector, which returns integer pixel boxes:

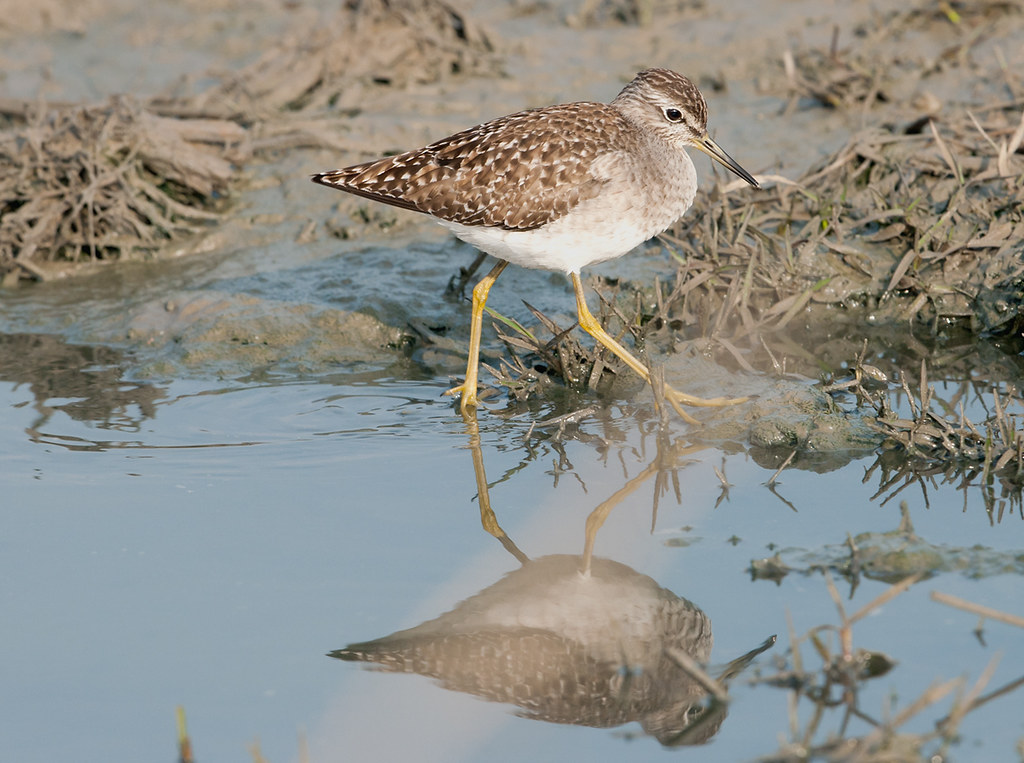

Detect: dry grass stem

[930,590,1024,629]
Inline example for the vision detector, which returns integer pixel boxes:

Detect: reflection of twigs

[860,678,961,748]
[713,457,731,507]
[176,706,194,763]
[812,570,921,659]
[767,482,798,513]
[930,591,1024,629]
[717,635,777,684]
[666,647,728,702]
[848,571,921,626]
[822,571,852,658]
[753,571,1023,762]
[582,431,707,573]
[942,671,1024,727]
[936,654,1000,738]
[766,449,796,487]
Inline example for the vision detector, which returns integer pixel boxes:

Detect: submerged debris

[751,503,1024,587]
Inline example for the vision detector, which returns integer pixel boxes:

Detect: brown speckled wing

[313,103,628,231]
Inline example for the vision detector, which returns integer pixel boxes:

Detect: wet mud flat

[1,0,1024,761]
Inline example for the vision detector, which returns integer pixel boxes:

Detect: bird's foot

[444,381,479,413]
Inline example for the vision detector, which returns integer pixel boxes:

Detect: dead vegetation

[676,0,1024,337]
[484,296,633,404]
[781,27,888,112]
[154,0,498,119]
[0,97,243,282]
[781,0,1024,112]
[667,98,1024,338]
[867,362,1021,475]
[0,0,497,283]
[854,359,1024,517]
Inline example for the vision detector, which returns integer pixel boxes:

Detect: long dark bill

[693,134,759,188]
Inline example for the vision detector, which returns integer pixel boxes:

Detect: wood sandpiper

[313,68,758,422]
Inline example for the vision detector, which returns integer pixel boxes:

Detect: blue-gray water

[3,330,1023,760]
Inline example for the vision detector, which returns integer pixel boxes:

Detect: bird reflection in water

[332,413,773,746]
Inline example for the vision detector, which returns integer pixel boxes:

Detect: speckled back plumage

[314,103,636,231]
[313,68,712,236]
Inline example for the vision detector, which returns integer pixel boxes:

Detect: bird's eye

[664,108,683,122]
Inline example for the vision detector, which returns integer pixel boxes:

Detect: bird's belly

[441,192,691,274]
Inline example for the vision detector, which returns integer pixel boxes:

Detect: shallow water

[3,300,1023,761]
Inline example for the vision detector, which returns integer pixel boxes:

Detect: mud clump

[124,291,414,378]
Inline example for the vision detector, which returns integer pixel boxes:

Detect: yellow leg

[570,272,747,423]
[444,260,509,412]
